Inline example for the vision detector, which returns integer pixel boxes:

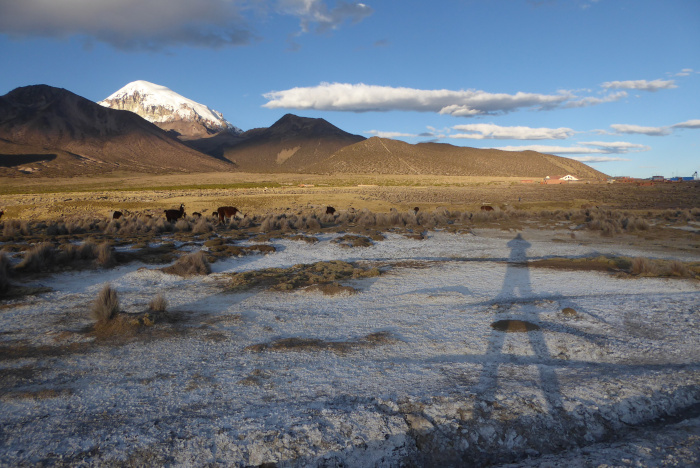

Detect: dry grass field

[1,171,698,221]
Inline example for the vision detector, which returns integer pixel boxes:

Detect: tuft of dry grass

[96,242,115,266]
[631,257,658,276]
[16,242,55,273]
[161,251,211,277]
[90,284,120,322]
[148,294,168,312]
[191,217,213,234]
[668,260,690,277]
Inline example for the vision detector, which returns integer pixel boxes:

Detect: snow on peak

[98,80,241,134]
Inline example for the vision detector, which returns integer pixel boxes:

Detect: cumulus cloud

[263,82,572,116]
[0,0,372,51]
[601,79,677,92]
[672,119,700,129]
[450,123,575,140]
[609,124,672,136]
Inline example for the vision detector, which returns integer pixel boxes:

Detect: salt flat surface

[1,230,699,466]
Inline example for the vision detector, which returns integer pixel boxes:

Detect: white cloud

[565,91,627,108]
[0,0,372,51]
[580,141,651,153]
[365,130,418,138]
[672,119,700,129]
[569,156,632,163]
[450,123,575,140]
[675,68,694,77]
[263,82,572,116]
[495,141,649,155]
[601,79,677,92]
[495,145,608,154]
[610,124,672,136]
[278,0,373,33]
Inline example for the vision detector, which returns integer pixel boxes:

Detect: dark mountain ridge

[0,85,234,175]
[214,113,367,172]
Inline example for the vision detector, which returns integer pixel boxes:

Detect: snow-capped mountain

[98,80,242,139]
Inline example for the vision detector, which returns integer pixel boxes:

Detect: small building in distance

[559,174,579,181]
[652,175,665,182]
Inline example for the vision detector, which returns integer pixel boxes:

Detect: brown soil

[225,260,381,292]
[490,320,541,333]
[245,331,395,354]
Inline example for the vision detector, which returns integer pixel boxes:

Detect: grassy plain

[1,171,698,221]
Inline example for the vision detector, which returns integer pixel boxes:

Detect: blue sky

[1,0,698,178]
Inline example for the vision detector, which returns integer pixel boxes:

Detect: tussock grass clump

[16,242,55,273]
[174,219,191,232]
[90,284,120,322]
[2,219,31,238]
[191,217,213,235]
[148,294,168,313]
[161,251,211,277]
[668,260,690,277]
[631,257,658,276]
[96,242,114,266]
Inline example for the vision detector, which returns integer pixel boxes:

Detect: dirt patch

[1,388,73,400]
[303,283,357,295]
[225,260,381,292]
[528,255,700,279]
[490,319,541,333]
[245,331,395,355]
[332,235,374,248]
[528,256,625,273]
[288,234,319,244]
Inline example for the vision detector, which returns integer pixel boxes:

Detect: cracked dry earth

[1,228,699,466]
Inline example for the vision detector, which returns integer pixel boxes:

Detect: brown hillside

[0,85,235,176]
[220,114,365,172]
[308,137,607,179]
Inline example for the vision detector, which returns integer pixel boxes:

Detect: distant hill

[218,114,366,172]
[0,85,234,176]
[307,137,608,179]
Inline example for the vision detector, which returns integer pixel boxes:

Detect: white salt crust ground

[1,229,699,466]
